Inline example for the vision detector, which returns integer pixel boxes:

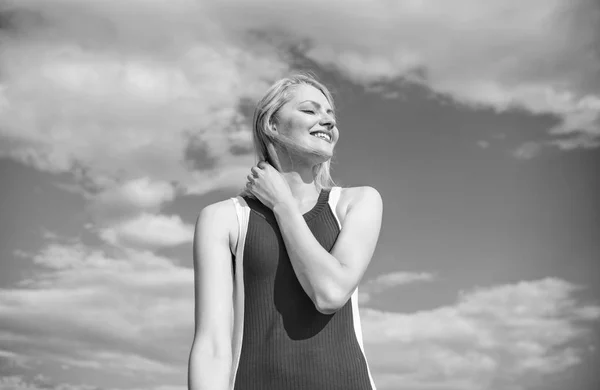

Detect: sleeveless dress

[229,187,376,390]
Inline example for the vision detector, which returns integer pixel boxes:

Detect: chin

[290,139,334,163]
[311,148,334,165]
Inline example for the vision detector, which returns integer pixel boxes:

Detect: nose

[320,113,336,130]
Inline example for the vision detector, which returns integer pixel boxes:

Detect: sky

[0,0,599,389]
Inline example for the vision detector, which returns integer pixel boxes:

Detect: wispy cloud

[207,0,600,149]
[1,0,598,205]
[359,271,436,304]
[0,375,185,390]
[1,2,598,390]
[512,141,543,160]
[98,213,194,249]
[361,278,600,389]
[3,244,598,390]
[0,375,95,390]
[0,0,287,197]
[1,241,192,384]
[90,177,176,213]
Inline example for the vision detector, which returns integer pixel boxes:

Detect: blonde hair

[239,73,338,198]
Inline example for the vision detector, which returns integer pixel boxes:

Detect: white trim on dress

[230,196,250,389]
[328,187,377,390]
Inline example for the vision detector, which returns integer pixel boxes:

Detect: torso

[230,186,375,389]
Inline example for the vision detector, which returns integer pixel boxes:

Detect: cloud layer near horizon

[1,240,598,389]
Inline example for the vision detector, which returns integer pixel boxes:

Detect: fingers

[251,161,271,176]
[248,161,270,189]
[246,175,255,193]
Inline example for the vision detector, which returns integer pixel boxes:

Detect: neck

[274,151,320,203]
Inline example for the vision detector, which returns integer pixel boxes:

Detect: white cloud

[98,213,194,249]
[80,177,178,228]
[359,271,436,304]
[92,177,176,211]
[0,375,97,390]
[371,271,436,287]
[1,241,192,387]
[206,0,600,148]
[0,0,287,197]
[1,2,599,389]
[361,278,600,389]
[513,141,543,160]
[2,0,597,203]
[549,133,600,150]
[0,349,30,370]
[2,239,600,390]
[0,375,185,390]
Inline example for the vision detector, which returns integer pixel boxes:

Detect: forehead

[289,84,331,109]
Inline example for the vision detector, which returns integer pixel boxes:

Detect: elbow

[188,336,232,389]
[313,288,351,315]
[191,332,232,360]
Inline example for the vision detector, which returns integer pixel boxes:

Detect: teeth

[312,133,331,142]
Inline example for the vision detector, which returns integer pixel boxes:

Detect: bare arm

[188,201,235,390]
[272,186,383,314]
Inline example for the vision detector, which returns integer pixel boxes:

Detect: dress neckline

[302,188,330,221]
[242,188,331,221]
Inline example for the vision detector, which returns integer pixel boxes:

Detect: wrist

[272,200,298,216]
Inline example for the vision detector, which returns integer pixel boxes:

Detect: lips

[310,130,332,143]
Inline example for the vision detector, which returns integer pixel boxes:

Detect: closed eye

[301,110,315,114]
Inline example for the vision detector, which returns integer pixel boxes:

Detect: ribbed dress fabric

[230,188,375,390]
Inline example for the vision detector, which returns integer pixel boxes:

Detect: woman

[189,74,383,390]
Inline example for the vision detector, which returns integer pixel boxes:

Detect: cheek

[279,115,312,136]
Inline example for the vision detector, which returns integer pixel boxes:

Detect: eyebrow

[298,100,335,115]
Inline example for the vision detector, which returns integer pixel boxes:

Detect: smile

[310,131,332,143]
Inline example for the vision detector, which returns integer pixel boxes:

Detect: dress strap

[229,196,250,389]
[327,186,342,229]
[231,196,250,255]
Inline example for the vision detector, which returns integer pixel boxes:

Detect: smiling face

[273,83,338,160]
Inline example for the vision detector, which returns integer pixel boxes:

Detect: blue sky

[1,1,599,389]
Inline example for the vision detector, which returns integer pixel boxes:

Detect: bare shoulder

[196,198,238,256]
[340,186,382,207]
[337,186,382,225]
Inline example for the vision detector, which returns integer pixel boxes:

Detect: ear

[268,117,279,133]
